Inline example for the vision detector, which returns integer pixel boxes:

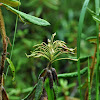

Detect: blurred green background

[0,0,97,99]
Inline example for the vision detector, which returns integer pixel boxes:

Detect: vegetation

[0,0,100,100]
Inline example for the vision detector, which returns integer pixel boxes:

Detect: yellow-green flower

[26,33,77,63]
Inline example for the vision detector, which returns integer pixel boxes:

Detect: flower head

[26,33,77,63]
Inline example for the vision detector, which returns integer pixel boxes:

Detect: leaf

[77,0,90,98]
[86,36,97,43]
[93,16,100,23]
[52,57,78,63]
[38,68,47,79]
[58,67,88,78]
[86,36,97,40]
[22,84,37,100]
[45,78,54,100]
[0,0,21,7]
[80,55,92,62]
[35,78,44,100]
[6,58,15,81]
[87,8,96,16]
[3,4,50,26]
[53,81,58,99]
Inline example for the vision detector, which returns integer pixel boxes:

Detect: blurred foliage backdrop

[0,0,98,99]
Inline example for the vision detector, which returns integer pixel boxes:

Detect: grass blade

[5,0,19,79]
[35,78,44,100]
[22,84,37,100]
[95,0,99,99]
[45,78,54,100]
[77,0,90,99]
[88,57,91,100]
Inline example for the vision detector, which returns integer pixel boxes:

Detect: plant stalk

[77,0,90,99]
[95,0,99,99]
[0,7,8,100]
[85,45,97,100]
[88,57,91,100]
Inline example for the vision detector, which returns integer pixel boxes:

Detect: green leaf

[77,0,90,99]
[0,0,21,7]
[35,78,44,100]
[45,78,54,100]
[80,55,92,62]
[58,67,88,78]
[43,0,59,10]
[68,55,91,62]
[6,58,15,81]
[22,84,37,100]
[86,36,97,43]
[86,36,97,40]
[87,8,96,16]
[53,81,58,99]
[93,16,100,23]
[3,4,50,26]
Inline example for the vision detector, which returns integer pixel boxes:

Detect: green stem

[95,0,99,99]
[88,57,91,100]
[77,0,90,99]
[5,1,20,78]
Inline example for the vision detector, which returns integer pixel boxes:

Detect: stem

[0,7,7,100]
[90,45,97,86]
[88,58,91,100]
[85,45,97,100]
[77,0,90,99]
[5,14,19,78]
[5,0,20,78]
[95,0,99,99]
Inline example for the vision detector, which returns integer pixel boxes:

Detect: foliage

[0,0,21,7]
[0,0,99,100]
[57,79,76,100]
[6,58,15,81]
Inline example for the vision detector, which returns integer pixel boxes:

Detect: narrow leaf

[6,58,15,81]
[87,8,96,16]
[0,0,21,7]
[86,36,97,40]
[45,78,54,100]
[58,67,88,78]
[68,55,92,62]
[86,36,97,43]
[95,0,100,99]
[93,16,100,23]
[3,4,50,26]
[77,0,90,99]
[35,78,44,100]
[22,84,37,100]
[80,55,92,62]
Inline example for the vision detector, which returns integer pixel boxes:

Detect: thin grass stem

[95,0,99,99]
[77,0,90,99]
[88,57,91,100]
[5,0,20,79]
